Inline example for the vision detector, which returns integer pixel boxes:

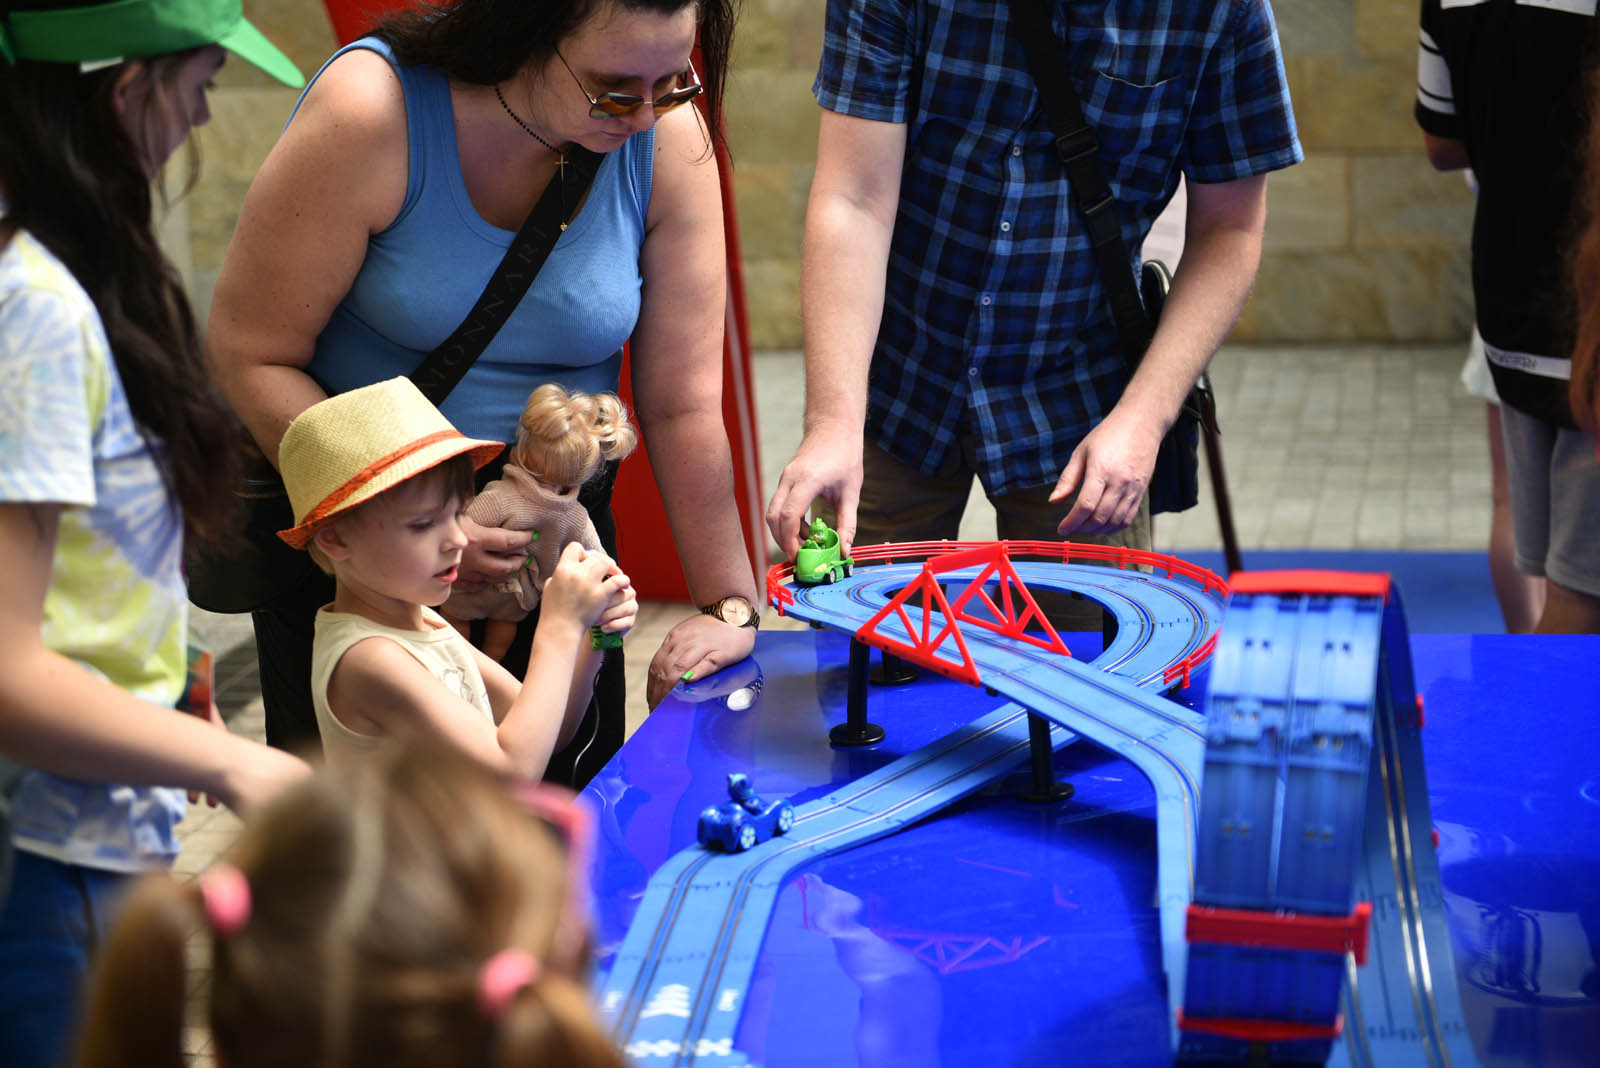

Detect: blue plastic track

[1181,576,1479,1067]
[599,703,1062,1067]
[600,552,1476,1066]
[600,551,1221,1065]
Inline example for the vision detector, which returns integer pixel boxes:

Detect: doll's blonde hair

[511,385,637,488]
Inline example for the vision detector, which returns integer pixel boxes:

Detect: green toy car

[793,517,854,586]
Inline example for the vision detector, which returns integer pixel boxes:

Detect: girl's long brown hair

[74,747,625,1068]
[0,3,244,540]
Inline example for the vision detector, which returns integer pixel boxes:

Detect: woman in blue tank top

[207,0,756,786]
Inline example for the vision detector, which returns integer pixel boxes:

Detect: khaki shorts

[1499,404,1600,597]
[819,440,1151,632]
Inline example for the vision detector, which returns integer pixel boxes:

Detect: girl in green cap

[0,4,307,1065]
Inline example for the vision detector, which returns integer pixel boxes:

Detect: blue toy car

[697,773,795,852]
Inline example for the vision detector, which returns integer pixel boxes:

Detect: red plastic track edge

[1175,1010,1343,1044]
[765,564,795,616]
[1226,570,1391,599]
[1186,902,1373,967]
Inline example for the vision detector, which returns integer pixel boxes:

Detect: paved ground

[173,341,1496,1063]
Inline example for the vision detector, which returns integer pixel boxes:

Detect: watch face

[717,597,753,627]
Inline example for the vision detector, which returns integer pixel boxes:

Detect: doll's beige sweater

[442,464,600,622]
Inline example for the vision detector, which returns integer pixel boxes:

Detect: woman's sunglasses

[555,49,704,119]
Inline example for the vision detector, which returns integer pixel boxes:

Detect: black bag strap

[410,146,603,404]
[1002,0,1153,367]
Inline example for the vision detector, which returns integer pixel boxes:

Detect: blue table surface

[587,632,1600,1068]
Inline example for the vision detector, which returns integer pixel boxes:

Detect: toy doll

[443,384,638,661]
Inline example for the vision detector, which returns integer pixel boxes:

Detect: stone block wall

[163,0,1475,350]
[156,0,335,319]
[1245,0,1476,343]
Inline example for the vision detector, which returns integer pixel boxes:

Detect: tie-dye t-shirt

[0,222,187,872]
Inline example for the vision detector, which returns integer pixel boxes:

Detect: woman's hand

[646,613,757,709]
[456,516,537,594]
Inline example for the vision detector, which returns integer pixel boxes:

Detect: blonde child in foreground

[275,378,636,777]
[74,746,626,1068]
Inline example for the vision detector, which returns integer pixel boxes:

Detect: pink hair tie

[477,948,540,1017]
[200,863,252,935]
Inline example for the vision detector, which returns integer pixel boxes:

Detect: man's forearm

[799,193,892,433]
[1121,191,1266,428]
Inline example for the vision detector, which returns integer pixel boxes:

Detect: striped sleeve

[1415,3,1460,138]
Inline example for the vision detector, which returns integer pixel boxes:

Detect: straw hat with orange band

[277,378,503,549]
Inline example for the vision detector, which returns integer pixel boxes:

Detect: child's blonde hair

[305,452,479,575]
[512,385,637,487]
[73,748,623,1068]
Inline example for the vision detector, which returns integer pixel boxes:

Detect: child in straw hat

[275,378,636,778]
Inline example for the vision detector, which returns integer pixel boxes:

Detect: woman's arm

[205,49,410,462]
[630,106,758,707]
[0,504,308,814]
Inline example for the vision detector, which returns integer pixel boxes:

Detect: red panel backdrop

[319,1,766,599]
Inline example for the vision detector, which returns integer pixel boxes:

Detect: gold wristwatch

[700,595,760,630]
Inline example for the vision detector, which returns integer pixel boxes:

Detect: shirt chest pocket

[1079,67,1191,207]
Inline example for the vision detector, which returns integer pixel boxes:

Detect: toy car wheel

[842,561,854,578]
[737,823,757,852]
[776,806,794,834]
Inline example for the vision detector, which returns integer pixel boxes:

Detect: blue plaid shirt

[815,0,1302,495]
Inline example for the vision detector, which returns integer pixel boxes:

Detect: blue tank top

[292,38,653,443]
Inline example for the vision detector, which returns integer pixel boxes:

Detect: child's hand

[595,563,638,638]
[542,542,628,630]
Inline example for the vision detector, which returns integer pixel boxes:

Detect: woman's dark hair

[374,0,737,152]
[0,3,244,540]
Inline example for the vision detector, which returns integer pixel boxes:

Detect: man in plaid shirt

[767,0,1301,589]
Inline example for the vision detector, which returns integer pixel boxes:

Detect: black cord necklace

[493,83,570,228]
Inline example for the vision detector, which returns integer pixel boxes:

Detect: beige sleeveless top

[310,606,494,770]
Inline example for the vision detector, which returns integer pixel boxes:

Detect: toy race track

[597,542,1483,1067]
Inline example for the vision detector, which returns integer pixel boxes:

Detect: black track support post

[1016,712,1073,803]
[870,648,919,686]
[831,639,885,747]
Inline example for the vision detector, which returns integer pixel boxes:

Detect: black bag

[187,146,602,613]
[1004,0,1213,516]
[1137,259,1218,515]
[186,454,321,613]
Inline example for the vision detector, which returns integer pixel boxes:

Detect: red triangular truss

[856,567,982,686]
[939,544,1070,657]
[854,543,1069,687]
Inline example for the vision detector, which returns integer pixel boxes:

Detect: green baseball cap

[1,0,304,88]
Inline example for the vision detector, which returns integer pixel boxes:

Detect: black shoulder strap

[1003,0,1153,368]
[410,146,603,403]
